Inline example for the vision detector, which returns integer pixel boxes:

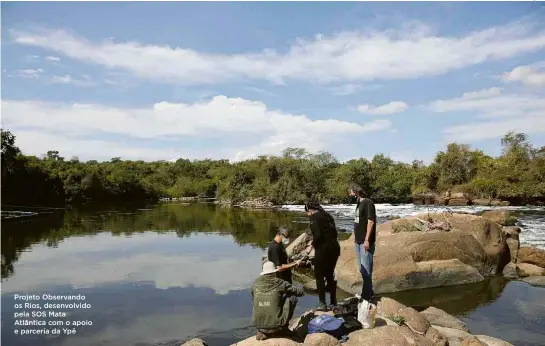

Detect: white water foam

[281,203,545,249]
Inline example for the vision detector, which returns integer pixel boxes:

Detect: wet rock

[517,246,545,268]
[522,275,545,287]
[515,263,545,277]
[461,336,487,346]
[506,238,519,263]
[481,210,517,226]
[238,198,275,209]
[425,327,448,346]
[502,263,518,279]
[421,306,469,332]
[474,335,514,346]
[303,333,340,346]
[472,199,491,206]
[431,325,472,341]
[343,325,411,346]
[181,339,208,346]
[286,233,311,259]
[448,198,470,206]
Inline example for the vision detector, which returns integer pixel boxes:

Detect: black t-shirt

[267,240,292,283]
[309,211,338,250]
[353,198,376,244]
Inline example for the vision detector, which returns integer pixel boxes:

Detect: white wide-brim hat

[260,261,279,275]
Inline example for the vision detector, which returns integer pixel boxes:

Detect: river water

[1,203,544,346]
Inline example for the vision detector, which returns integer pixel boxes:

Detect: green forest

[2,128,544,207]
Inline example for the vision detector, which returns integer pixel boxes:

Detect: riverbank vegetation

[2,129,544,206]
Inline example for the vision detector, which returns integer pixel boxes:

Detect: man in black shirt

[267,227,299,284]
[349,183,377,301]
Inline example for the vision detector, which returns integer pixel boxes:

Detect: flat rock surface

[421,306,469,332]
[522,275,545,287]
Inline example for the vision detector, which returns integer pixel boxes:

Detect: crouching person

[252,261,305,340]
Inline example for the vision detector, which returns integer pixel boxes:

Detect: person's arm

[277,261,299,271]
[309,215,324,248]
[363,200,375,245]
[279,280,305,297]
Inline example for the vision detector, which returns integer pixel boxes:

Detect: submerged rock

[522,275,545,287]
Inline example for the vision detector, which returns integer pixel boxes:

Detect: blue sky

[2,2,545,163]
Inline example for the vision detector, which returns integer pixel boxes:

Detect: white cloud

[45,55,60,62]
[10,68,44,78]
[503,62,545,87]
[429,87,545,119]
[2,96,391,161]
[51,74,96,87]
[429,87,545,141]
[9,18,545,85]
[357,101,408,115]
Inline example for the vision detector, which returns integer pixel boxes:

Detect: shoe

[256,331,267,341]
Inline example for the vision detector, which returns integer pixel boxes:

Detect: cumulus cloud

[428,87,545,142]
[10,68,44,79]
[9,17,545,85]
[503,62,545,87]
[1,96,391,161]
[51,74,96,86]
[357,101,408,115]
[45,55,60,62]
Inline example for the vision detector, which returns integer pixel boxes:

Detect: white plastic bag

[357,299,377,329]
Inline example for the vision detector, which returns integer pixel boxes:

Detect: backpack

[308,314,345,338]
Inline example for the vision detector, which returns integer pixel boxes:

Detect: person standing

[349,183,377,302]
[252,261,305,340]
[267,227,298,284]
[304,201,340,310]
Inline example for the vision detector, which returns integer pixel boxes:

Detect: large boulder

[517,246,545,268]
[472,199,491,206]
[421,307,469,332]
[515,263,545,277]
[343,325,411,346]
[303,333,340,346]
[481,210,517,226]
[288,212,510,295]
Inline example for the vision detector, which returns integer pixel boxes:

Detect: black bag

[341,315,362,334]
[333,297,359,317]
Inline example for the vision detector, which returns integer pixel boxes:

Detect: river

[1,203,544,346]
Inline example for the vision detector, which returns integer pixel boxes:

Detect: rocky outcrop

[481,210,517,226]
[517,246,545,268]
[219,297,513,346]
[332,212,509,295]
[448,198,470,206]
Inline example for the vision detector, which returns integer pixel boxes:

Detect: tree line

[2,129,544,207]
